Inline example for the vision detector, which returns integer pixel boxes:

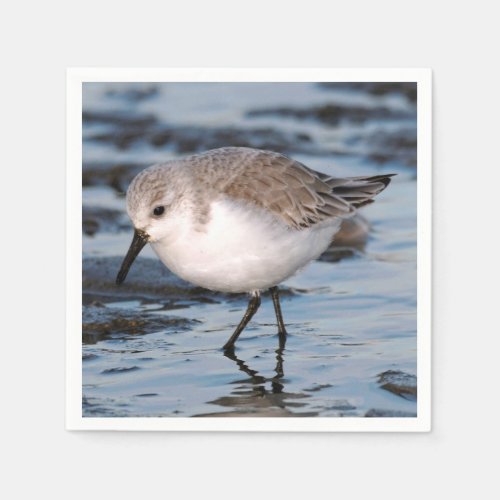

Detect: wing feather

[191,147,394,229]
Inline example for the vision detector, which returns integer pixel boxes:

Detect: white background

[2,0,499,498]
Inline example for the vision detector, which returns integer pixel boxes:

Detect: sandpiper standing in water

[116,147,394,350]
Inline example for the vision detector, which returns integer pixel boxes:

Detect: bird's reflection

[198,335,318,417]
[224,336,286,394]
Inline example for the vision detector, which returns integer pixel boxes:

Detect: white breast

[151,198,341,293]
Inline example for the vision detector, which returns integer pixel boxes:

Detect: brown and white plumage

[118,146,395,349]
[186,147,394,229]
[123,147,394,294]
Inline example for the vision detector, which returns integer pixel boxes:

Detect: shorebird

[116,147,394,350]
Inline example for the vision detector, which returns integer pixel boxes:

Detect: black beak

[116,229,149,285]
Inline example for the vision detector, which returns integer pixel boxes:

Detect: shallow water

[82,82,417,418]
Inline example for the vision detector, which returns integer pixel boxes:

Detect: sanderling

[116,147,394,350]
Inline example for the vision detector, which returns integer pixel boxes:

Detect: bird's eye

[153,206,165,216]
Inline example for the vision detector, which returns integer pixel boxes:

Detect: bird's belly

[151,199,340,293]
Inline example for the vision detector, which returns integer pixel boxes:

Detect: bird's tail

[323,174,396,209]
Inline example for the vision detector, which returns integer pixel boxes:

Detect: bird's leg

[223,292,261,351]
[270,286,287,342]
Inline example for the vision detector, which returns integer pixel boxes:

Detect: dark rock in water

[365,408,417,418]
[101,366,141,374]
[105,85,159,102]
[377,370,417,401]
[83,206,131,236]
[343,127,417,167]
[82,395,130,417]
[82,162,146,194]
[82,110,158,128]
[82,256,229,303]
[82,302,195,344]
[86,122,317,156]
[83,110,159,150]
[303,383,333,393]
[82,257,300,308]
[91,128,149,150]
[365,128,417,167]
[246,103,413,126]
[318,82,417,104]
[170,126,313,155]
[325,400,357,411]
